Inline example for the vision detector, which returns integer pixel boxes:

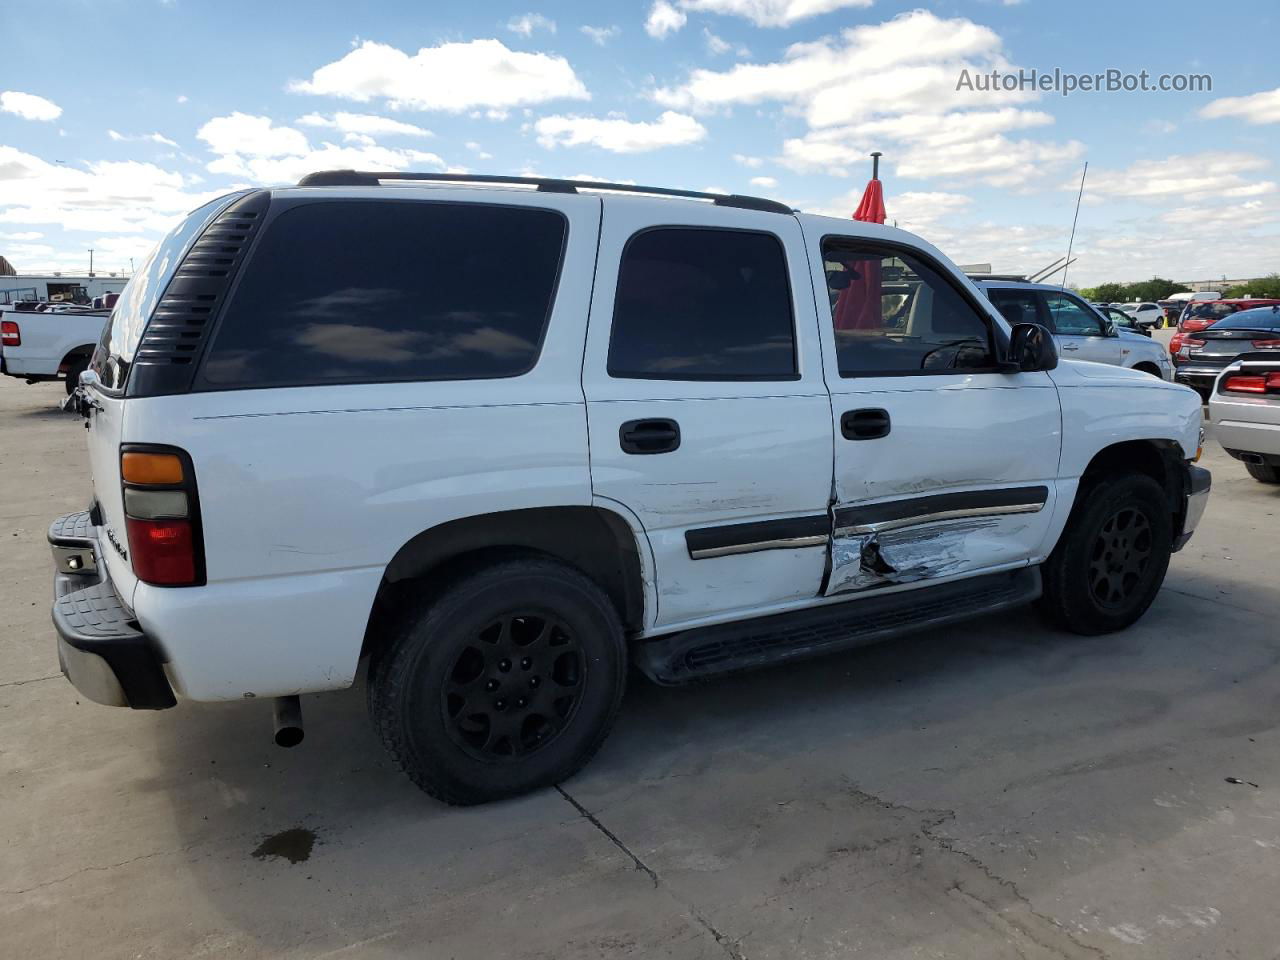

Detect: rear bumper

[49,511,175,710]
[1174,366,1226,390]
[1174,464,1211,552]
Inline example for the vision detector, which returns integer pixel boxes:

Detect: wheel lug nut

[499,659,511,672]
[517,697,528,708]
[521,657,532,670]
[529,677,540,688]
[485,679,499,691]
[495,699,507,710]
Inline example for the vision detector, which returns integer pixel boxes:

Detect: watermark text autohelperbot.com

[956,68,1212,97]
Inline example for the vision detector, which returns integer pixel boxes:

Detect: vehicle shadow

[147,570,1279,954]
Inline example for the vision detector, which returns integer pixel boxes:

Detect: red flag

[833,173,887,329]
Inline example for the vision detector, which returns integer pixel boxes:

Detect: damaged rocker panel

[826,486,1049,596]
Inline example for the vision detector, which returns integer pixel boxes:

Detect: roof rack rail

[296,170,794,215]
[966,272,1030,282]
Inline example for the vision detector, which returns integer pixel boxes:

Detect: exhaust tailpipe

[272,695,304,748]
[1240,452,1265,465]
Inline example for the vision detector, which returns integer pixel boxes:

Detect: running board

[634,567,1041,685]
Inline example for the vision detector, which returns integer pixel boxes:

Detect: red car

[1171,298,1280,356]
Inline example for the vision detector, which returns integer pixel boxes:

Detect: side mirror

[1104,319,1118,337]
[79,368,100,389]
[1001,322,1058,373]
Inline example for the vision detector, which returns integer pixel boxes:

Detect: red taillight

[1223,373,1280,394]
[1251,338,1280,349]
[120,446,203,586]
[1,319,19,347]
[125,517,197,584]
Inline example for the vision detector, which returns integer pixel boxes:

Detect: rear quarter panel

[123,191,603,700]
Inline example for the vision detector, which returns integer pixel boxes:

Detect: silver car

[976,280,1173,379]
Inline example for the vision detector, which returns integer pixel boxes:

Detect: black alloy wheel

[1087,507,1153,609]
[443,613,584,761]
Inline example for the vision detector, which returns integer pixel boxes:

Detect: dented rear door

[804,225,1062,595]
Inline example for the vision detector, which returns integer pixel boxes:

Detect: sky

[1,0,1278,287]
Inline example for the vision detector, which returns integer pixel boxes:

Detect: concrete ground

[2,365,1278,960]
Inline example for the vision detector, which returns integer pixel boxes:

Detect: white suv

[51,172,1210,804]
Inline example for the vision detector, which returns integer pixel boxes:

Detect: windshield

[1210,307,1280,331]
[90,192,244,391]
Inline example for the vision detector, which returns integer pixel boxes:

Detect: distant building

[0,256,15,277]
[0,273,129,305]
[1177,277,1263,293]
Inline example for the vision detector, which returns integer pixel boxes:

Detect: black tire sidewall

[1044,474,1173,635]
[1245,461,1280,484]
[64,358,87,395]
[371,559,626,804]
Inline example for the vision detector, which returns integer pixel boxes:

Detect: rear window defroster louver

[127,190,270,397]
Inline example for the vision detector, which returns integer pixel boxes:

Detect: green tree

[1223,274,1280,299]
[1082,282,1129,303]
[1125,278,1191,302]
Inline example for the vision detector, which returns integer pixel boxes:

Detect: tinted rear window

[199,200,566,388]
[1209,307,1280,331]
[607,227,796,380]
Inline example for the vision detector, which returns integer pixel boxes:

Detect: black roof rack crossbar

[296,170,794,215]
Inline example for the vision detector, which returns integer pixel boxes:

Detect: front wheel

[1246,461,1280,484]
[1038,474,1173,635]
[367,556,627,805]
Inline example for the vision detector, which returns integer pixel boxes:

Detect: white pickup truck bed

[0,307,108,387]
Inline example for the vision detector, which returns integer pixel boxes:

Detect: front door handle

[1060,343,1080,351]
[620,418,681,455]
[841,408,891,441]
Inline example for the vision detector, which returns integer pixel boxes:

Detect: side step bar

[634,567,1041,685]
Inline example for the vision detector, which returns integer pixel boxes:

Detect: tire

[1038,473,1173,636]
[1245,461,1280,484]
[367,556,627,805]
[64,356,88,395]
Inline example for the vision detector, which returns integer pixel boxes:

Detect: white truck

[51,173,1210,805]
[1,305,109,393]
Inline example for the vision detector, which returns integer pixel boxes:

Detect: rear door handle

[620,418,681,455]
[841,408,891,441]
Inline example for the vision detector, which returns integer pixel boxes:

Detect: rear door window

[606,227,796,380]
[986,288,1043,328]
[199,200,566,388]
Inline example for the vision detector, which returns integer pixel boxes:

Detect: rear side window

[199,200,566,388]
[1042,293,1105,336]
[607,227,796,380]
[986,288,1041,327]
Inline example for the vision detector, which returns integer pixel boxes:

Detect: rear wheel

[1245,461,1280,484]
[1038,474,1173,635]
[64,356,88,395]
[368,556,627,805]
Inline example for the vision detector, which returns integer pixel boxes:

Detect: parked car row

[1173,305,1280,399]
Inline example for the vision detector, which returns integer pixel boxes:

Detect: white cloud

[679,0,872,28]
[290,39,588,112]
[749,175,778,187]
[465,141,494,159]
[297,111,432,137]
[646,1,687,38]
[0,91,62,122]
[107,129,180,147]
[1083,152,1274,202]
[1200,86,1280,126]
[535,111,706,153]
[703,28,749,57]
[580,24,620,45]
[655,11,1028,126]
[176,94,189,104]
[0,230,43,241]
[197,113,447,184]
[507,13,556,36]
[0,146,218,236]
[733,153,764,168]
[197,112,309,158]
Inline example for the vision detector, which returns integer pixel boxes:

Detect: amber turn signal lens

[121,451,185,485]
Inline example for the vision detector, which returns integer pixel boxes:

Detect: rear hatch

[83,193,242,603]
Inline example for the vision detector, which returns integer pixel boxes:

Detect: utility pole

[88,249,95,277]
